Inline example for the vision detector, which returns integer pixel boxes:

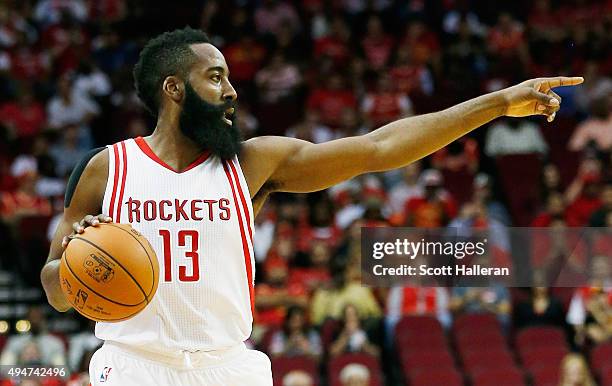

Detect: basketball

[58,223,159,322]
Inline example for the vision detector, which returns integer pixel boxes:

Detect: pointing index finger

[546,76,584,88]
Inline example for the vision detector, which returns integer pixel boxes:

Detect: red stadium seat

[396,331,448,353]
[320,319,341,352]
[455,330,507,354]
[601,365,612,386]
[409,368,464,386]
[272,355,319,386]
[401,348,455,372]
[515,326,567,351]
[471,366,526,386]
[328,353,383,386]
[453,313,501,336]
[461,348,516,374]
[519,346,568,372]
[591,342,612,374]
[530,365,560,386]
[395,315,443,338]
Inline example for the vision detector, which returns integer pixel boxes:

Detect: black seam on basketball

[72,236,150,303]
[104,223,156,297]
[64,247,145,307]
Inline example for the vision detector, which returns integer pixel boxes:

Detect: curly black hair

[133,27,211,116]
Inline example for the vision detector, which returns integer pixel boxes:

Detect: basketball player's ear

[162,76,184,103]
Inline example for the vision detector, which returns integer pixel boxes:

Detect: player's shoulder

[64,146,109,208]
[240,135,308,164]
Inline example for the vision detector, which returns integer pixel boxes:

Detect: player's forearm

[41,259,71,312]
[366,90,506,172]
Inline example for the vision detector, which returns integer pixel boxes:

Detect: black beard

[179,82,242,160]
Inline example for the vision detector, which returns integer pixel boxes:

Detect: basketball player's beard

[179,82,242,160]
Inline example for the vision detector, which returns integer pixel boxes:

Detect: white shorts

[89,341,272,386]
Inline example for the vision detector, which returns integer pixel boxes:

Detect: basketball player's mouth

[222,107,235,126]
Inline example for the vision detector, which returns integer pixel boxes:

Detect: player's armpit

[41,148,109,312]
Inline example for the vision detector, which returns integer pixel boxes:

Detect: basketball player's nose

[222,82,237,102]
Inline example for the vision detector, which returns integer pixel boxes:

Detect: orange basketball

[59,223,159,322]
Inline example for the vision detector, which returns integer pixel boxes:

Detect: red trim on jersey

[228,159,253,242]
[116,141,128,222]
[134,136,211,173]
[223,160,255,317]
[108,144,120,220]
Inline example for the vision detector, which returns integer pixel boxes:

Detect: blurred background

[0,0,610,385]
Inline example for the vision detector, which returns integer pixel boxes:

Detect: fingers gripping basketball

[59,223,159,322]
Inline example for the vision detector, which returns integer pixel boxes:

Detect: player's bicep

[45,148,109,264]
[269,136,377,193]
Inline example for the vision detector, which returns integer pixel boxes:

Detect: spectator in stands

[339,363,371,386]
[269,306,321,360]
[0,84,46,141]
[514,286,567,331]
[403,169,457,227]
[49,124,88,178]
[68,320,101,372]
[360,15,394,70]
[255,249,308,329]
[46,73,99,149]
[540,163,563,203]
[484,118,548,157]
[286,110,334,144]
[386,161,423,217]
[589,183,612,227]
[558,353,596,386]
[389,45,434,97]
[0,306,66,366]
[568,95,612,153]
[450,286,512,332]
[532,192,568,226]
[0,166,51,224]
[307,73,357,129]
[472,173,511,226]
[361,73,413,129]
[565,156,603,226]
[282,370,314,386]
[310,262,382,327]
[254,0,300,38]
[329,304,380,358]
[566,253,612,346]
[313,16,352,68]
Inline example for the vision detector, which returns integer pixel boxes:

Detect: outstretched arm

[241,77,582,198]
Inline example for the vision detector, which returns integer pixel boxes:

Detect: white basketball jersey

[96,137,255,355]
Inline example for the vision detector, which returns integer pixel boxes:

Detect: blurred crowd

[0,0,610,385]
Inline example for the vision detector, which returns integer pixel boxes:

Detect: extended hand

[502,77,583,122]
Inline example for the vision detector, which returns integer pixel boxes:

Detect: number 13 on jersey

[158,229,200,282]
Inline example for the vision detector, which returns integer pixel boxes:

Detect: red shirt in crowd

[314,36,351,66]
[0,101,46,138]
[361,34,394,69]
[404,195,457,228]
[307,88,357,128]
[222,39,267,84]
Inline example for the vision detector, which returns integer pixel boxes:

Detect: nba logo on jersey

[99,367,112,383]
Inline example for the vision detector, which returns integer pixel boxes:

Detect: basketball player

[40,28,582,385]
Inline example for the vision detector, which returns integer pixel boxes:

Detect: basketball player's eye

[211,75,221,83]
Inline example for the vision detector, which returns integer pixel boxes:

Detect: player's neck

[145,122,206,172]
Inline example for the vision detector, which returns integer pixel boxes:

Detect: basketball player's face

[179,43,241,160]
